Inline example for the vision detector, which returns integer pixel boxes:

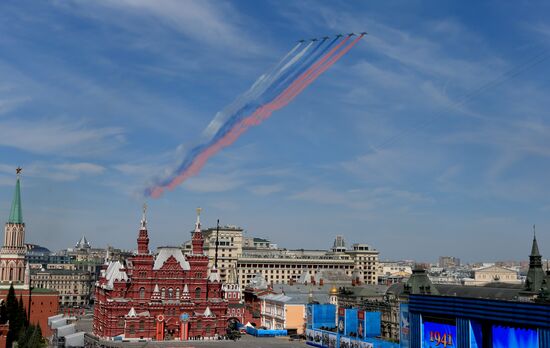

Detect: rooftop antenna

[214,219,220,269]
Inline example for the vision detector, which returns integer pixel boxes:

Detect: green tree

[26,325,46,348]
[18,294,28,326]
[6,284,19,346]
[0,301,7,324]
[17,324,33,348]
[5,284,17,321]
[4,285,45,348]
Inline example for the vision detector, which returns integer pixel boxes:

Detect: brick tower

[0,168,29,289]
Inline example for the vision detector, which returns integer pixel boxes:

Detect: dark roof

[387,282,405,296]
[340,285,388,298]
[27,245,51,255]
[531,235,541,256]
[386,282,522,301]
[436,284,522,301]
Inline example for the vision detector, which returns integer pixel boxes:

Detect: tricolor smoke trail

[146,34,365,198]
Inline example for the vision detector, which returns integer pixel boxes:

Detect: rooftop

[388,282,524,301]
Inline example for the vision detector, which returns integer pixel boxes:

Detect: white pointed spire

[208,265,221,283]
[151,284,161,301]
[203,306,214,317]
[127,307,137,317]
[104,247,111,264]
[140,203,148,230]
[181,284,191,301]
[195,207,202,232]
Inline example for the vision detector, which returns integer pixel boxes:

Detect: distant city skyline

[1,1,549,261]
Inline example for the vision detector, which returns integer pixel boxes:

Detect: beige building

[260,293,306,334]
[463,265,520,286]
[183,223,380,290]
[184,225,244,283]
[238,238,379,289]
[31,267,93,307]
[378,262,413,277]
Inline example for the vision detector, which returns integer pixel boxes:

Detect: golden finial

[196,207,202,216]
[16,167,22,175]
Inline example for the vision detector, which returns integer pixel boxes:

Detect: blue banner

[399,303,410,348]
[422,322,456,348]
[338,307,346,335]
[345,308,359,336]
[492,325,538,348]
[365,312,381,338]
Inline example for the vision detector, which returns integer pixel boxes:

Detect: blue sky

[1,0,549,262]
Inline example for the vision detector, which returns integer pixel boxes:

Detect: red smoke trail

[268,36,351,110]
[150,36,364,198]
[246,34,364,126]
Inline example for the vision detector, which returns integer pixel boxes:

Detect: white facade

[463,265,520,286]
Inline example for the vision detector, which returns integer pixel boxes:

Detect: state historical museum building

[93,208,231,341]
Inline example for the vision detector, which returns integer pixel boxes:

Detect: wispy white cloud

[441,119,550,178]
[182,173,244,193]
[249,184,284,196]
[0,162,105,182]
[0,118,125,156]
[69,0,267,56]
[290,185,433,213]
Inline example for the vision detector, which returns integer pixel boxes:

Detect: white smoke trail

[202,42,308,140]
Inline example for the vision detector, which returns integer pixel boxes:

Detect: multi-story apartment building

[237,238,379,288]
[31,267,93,307]
[183,225,244,284]
[438,256,461,268]
[183,222,380,290]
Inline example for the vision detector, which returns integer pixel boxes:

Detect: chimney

[310,275,316,285]
[319,278,324,286]
[351,278,356,286]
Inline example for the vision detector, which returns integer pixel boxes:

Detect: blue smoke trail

[147,35,356,195]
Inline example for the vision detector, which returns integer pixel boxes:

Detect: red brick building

[242,274,274,326]
[93,208,234,341]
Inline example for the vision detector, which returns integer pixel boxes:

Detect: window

[195,287,201,298]
[161,288,166,299]
[139,287,145,299]
[139,321,144,330]
[176,288,180,299]
[168,288,174,299]
[129,325,135,334]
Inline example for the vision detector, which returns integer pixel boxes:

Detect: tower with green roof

[524,226,545,293]
[8,168,23,224]
[0,167,28,288]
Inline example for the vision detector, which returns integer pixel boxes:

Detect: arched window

[195,287,201,299]
[176,288,180,299]
[161,288,166,299]
[168,288,174,299]
[139,287,145,299]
